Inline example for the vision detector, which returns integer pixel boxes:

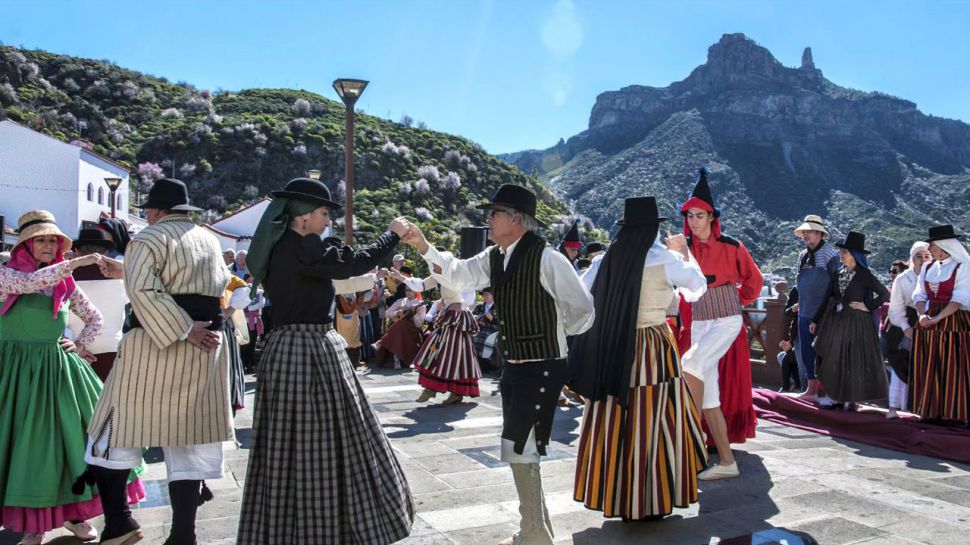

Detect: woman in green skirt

[0,211,145,545]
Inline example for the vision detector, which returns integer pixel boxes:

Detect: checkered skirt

[237,323,415,544]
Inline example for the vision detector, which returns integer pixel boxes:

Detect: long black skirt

[237,323,415,544]
[814,308,889,402]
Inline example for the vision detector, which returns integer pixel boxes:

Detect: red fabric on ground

[753,388,970,464]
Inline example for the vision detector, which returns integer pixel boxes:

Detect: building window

[98,187,104,205]
[86,183,94,202]
[117,193,123,209]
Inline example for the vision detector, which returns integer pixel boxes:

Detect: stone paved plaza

[6,367,970,545]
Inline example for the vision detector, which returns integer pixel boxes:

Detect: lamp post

[306,169,321,180]
[332,78,368,244]
[104,177,123,219]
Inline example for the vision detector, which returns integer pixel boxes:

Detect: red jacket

[689,234,763,305]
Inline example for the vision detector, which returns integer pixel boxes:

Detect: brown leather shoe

[415,388,436,402]
[442,393,463,405]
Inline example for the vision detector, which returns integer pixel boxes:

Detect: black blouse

[264,229,400,327]
[813,265,890,324]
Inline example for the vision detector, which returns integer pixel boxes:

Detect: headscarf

[246,197,322,297]
[933,238,970,266]
[909,241,930,271]
[568,218,659,405]
[0,237,76,317]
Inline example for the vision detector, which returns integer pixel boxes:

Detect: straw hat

[793,214,829,238]
[14,210,71,250]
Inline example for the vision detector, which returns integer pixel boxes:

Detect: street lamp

[104,177,123,219]
[332,78,368,244]
[306,169,321,180]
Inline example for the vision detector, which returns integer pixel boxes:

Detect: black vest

[489,231,559,361]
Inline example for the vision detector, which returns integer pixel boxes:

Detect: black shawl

[568,222,659,405]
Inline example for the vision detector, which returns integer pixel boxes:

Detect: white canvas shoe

[698,461,740,481]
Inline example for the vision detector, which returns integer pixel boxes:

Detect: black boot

[91,466,142,545]
[164,480,203,545]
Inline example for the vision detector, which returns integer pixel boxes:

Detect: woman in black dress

[237,178,415,544]
[810,231,890,408]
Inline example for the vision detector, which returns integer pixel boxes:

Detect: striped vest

[489,232,559,361]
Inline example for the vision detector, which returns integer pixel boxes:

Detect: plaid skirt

[237,323,415,544]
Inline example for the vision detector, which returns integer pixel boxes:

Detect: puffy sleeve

[296,231,400,280]
[539,248,595,336]
[888,275,911,329]
[0,261,73,299]
[422,246,492,292]
[332,273,377,295]
[953,263,970,307]
[736,242,764,305]
[912,262,929,305]
[665,250,707,303]
[68,286,103,349]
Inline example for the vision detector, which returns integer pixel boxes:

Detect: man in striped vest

[84,178,232,545]
[403,184,595,545]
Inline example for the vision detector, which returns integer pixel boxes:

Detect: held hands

[401,224,430,253]
[187,321,222,352]
[779,340,793,351]
[69,253,101,270]
[98,255,125,279]
[918,314,935,328]
[664,231,689,259]
[389,217,412,238]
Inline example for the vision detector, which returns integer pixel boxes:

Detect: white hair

[508,209,540,233]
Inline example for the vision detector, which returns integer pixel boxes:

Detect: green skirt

[0,293,139,513]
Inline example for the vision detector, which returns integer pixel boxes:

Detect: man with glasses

[402,184,594,545]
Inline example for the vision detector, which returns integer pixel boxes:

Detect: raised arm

[296,231,401,280]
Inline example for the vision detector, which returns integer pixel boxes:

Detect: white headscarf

[909,241,930,271]
[933,238,970,266]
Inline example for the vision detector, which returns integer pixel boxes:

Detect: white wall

[0,121,81,233]
[78,151,130,230]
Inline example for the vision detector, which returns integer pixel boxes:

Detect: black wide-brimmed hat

[73,227,116,251]
[616,196,667,227]
[476,184,546,227]
[271,178,342,209]
[135,178,201,211]
[585,241,607,254]
[835,231,870,255]
[926,224,962,243]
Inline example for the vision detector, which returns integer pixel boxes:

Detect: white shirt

[888,268,919,329]
[421,236,595,359]
[913,258,970,310]
[401,276,476,309]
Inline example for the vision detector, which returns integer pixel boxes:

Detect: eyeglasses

[487,209,512,219]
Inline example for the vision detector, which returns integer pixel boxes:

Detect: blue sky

[2,0,967,154]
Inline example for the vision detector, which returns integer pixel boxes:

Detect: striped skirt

[237,324,415,544]
[911,310,970,422]
[415,309,482,396]
[574,323,707,520]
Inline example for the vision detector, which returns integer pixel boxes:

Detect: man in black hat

[402,183,594,545]
[84,177,232,545]
[558,220,582,270]
[66,227,128,380]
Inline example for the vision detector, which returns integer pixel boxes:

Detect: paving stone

[786,517,886,545]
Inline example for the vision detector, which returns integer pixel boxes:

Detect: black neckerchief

[800,239,826,269]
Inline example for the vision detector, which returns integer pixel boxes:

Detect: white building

[0,120,131,247]
[203,197,272,252]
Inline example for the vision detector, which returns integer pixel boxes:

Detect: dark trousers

[780,350,802,391]
[241,330,259,371]
[346,347,362,367]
